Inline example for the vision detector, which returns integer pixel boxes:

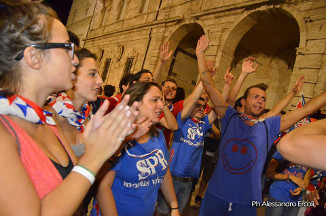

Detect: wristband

[77,164,96,177]
[72,165,95,184]
[287,174,290,183]
[171,207,179,210]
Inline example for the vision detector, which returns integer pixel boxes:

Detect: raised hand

[292,75,305,94]
[241,56,258,74]
[196,35,209,55]
[224,67,234,85]
[160,41,173,63]
[89,99,110,131]
[126,116,152,141]
[83,95,139,163]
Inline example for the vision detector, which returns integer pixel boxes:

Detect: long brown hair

[0,0,57,95]
[123,81,162,138]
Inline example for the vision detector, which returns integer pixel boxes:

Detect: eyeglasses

[195,104,206,109]
[15,42,75,61]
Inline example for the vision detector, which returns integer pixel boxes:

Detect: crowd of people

[0,1,325,216]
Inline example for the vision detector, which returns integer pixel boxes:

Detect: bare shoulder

[0,118,40,215]
[0,117,18,150]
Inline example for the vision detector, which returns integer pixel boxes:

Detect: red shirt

[100,94,122,114]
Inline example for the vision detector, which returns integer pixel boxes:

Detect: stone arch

[215,5,305,110]
[157,21,206,96]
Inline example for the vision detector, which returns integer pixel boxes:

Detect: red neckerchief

[0,93,55,125]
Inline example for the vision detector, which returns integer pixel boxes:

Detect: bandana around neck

[0,93,56,125]
[239,113,264,124]
[48,92,90,132]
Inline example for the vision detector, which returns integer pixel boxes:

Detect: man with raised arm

[227,57,305,119]
[155,80,217,215]
[196,35,326,216]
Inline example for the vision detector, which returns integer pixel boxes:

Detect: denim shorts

[156,176,193,214]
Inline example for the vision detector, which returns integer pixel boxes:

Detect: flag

[289,93,311,131]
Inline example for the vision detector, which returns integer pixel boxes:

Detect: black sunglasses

[15,42,75,61]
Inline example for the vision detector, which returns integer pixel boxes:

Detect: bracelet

[287,174,290,183]
[171,207,179,210]
[72,165,95,184]
[77,164,96,177]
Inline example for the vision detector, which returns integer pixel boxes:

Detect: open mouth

[155,110,162,118]
[253,105,262,111]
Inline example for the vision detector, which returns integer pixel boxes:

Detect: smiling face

[243,88,266,118]
[162,81,177,101]
[222,138,258,174]
[138,86,164,124]
[74,57,103,102]
[43,19,79,91]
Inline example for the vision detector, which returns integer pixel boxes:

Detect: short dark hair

[75,48,97,68]
[234,96,244,109]
[198,97,205,102]
[68,31,80,48]
[243,83,268,99]
[103,85,116,97]
[173,87,185,103]
[119,73,134,93]
[161,79,177,87]
[131,69,153,82]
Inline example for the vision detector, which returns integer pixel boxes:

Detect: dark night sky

[42,0,73,25]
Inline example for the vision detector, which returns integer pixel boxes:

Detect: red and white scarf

[47,92,90,132]
[239,113,264,124]
[0,93,55,125]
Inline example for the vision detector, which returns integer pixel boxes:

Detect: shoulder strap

[0,114,21,155]
[262,121,269,157]
[221,112,239,138]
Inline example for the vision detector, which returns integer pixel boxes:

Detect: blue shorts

[199,192,257,216]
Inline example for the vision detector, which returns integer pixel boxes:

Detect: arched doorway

[218,8,300,110]
[166,23,205,96]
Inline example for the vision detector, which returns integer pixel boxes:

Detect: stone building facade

[67,0,326,111]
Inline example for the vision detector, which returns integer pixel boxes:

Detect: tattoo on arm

[213,105,228,110]
[201,71,206,75]
[202,79,212,86]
